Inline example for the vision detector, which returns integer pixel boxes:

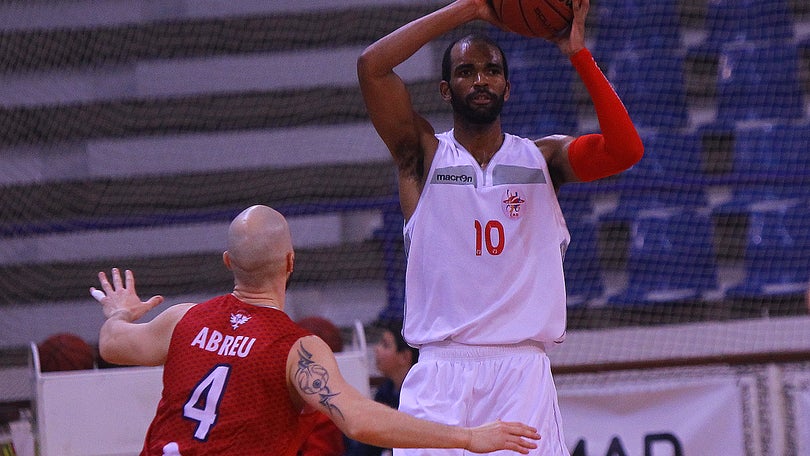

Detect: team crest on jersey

[502,189,525,219]
[230,311,251,330]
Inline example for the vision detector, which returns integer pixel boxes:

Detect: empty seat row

[559,121,810,222]
[612,40,805,129]
[593,0,797,61]
[564,203,810,307]
[493,32,808,135]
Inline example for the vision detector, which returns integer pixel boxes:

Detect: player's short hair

[441,33,509,83]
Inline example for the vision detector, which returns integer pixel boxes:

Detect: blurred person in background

[346,319,419,456]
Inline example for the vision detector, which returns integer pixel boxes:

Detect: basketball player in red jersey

[91,205,540,456]
[358,0,642,454]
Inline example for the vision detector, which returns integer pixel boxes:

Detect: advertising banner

[558,375,751,456]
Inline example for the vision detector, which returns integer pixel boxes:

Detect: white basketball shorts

[394,341,569,456]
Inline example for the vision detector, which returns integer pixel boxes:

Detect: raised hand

[91,268,163,321]
[469,0,510,30]
[554,0,589,56]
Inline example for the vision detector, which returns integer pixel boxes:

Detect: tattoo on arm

[295,342,344,419]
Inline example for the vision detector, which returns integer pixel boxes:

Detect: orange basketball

[38,333,95,372]
[297,316,344,353]
[491,0,574,40]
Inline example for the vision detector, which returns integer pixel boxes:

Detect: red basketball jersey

[141,294,314,456]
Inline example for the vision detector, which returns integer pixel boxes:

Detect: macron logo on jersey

[431,166,476,187]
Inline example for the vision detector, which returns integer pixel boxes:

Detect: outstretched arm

[288,336,540,453]
[357,0,505,218]
[357,0,492,158]
[541,0,643,186]
[92,268,192,366]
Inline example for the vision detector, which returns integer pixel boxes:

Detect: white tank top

[403,130,570,346]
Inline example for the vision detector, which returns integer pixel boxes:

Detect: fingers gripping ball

[491,0,574,40]
[38,333,95,372]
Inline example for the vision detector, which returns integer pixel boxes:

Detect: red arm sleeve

[566,48,644,182]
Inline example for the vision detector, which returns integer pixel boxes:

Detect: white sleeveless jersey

[403,130,570,346]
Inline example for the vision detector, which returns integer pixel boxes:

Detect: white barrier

[30,342,162,456]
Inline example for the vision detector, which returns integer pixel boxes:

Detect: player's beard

[450,87,505,125]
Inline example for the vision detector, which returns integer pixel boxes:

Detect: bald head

[226,205,293,288]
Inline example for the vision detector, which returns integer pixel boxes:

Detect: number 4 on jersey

[183,364,231,441]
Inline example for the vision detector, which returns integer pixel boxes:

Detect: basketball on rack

[38,333,95,372]
[491,0,574,40]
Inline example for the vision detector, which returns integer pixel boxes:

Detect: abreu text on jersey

[190,326,256,358]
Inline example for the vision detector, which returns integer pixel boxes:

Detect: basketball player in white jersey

[357,0,643,454]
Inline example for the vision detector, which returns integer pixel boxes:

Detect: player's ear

[222,251,232,270]
[287,251,295,275]
[439,80,452,102]
[504,79,511,102]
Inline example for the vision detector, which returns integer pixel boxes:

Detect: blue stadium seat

[374,203,407,321]
[608,209,719,306]
[716,41,804,123]
[725,203,810,299]
[494,31,579,136]
[607,49,689,129]
[564,218,604,306]
[730,122,810,180]
[600,130,706,222]
[593,0,680,64]
[690,0,793,58]
[713,122,810,215]
[707,0,793,43]
[558,185,595,219]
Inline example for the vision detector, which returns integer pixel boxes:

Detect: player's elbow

[357,47,390,81]
[624,134,645,168]
[356,49,373,80]
[568,133,645,181]
[605,132,644,172]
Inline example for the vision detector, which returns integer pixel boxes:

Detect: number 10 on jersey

[474,220,505,256]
